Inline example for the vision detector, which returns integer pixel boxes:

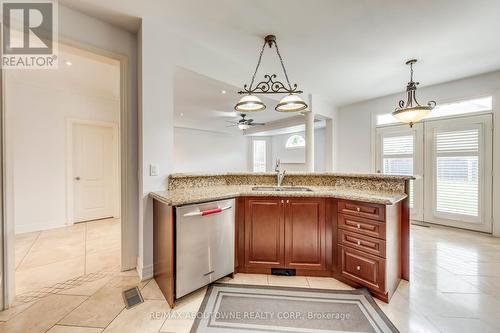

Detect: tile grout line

[16,231,42,271]
[44,293,89,333]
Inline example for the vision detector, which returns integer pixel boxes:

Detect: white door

[423,114,493,232]
[376,123,424,221]
[72,123,115,222]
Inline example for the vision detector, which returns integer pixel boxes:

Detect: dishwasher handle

[182,205,232,217]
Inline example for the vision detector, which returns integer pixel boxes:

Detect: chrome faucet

[275,159,286,187]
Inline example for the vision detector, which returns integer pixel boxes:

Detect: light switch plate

[150,164,159,176]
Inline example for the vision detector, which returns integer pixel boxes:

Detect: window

[285,134,305,149]
[253,140,266,172]
[376,96,492,126]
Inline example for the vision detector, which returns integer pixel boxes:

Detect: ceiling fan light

[392,106,431,126]
[275,94,308,112]
[238,123,251,130]
[234,95,266,112]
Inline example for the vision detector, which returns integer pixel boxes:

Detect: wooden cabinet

[242,197,327,273]
[244,198,285,268]
[237,196,405,302]
[285,198,326,270]
[336,199,401,302]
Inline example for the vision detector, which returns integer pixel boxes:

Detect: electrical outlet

[150,164,159,176]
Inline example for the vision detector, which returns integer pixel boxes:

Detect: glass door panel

[423,114,492,232]
[376,123,424,221]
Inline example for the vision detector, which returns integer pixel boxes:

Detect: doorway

[4,44,123,299]
[376,113,493,233]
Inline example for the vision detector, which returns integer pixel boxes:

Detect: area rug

[191,283,398,333]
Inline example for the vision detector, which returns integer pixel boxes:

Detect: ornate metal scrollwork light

[392,59,436,127]
[235,35,308,113]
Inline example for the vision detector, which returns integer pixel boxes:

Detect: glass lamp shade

[392,106,431,126]
[238,123,251,130]
[234,95,266,112]
[275,94,308,112]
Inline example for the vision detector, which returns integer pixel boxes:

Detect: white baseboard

[136,260,154,281]
[15,221,69,234]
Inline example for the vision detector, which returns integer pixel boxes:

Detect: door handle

[203,270,215,276]
[75,177,81,181]
[182,205,232,217]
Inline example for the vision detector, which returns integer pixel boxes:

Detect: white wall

[270,129,326,172]
[6,79,119,233]
[337,70,500,236]
[173,127,249,173]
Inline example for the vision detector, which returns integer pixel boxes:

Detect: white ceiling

[61,0,500,106]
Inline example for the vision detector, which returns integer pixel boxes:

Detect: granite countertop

[150,185,407,206]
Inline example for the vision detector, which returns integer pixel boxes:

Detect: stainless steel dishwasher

[175,198,235,298]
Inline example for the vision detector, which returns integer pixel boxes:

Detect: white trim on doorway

[66,119,120,225]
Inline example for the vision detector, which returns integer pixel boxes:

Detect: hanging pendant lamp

[392,59,436,127]
[235,35,307,113]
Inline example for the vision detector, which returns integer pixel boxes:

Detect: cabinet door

[244,197,285,268]
[285,198,326,270]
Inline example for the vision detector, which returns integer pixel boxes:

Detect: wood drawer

[337,200,385,221]
[338,229,386,257]
[339,245,385,293]
[338,214,386,240]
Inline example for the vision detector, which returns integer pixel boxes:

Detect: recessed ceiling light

[221,90,227,94]
[65,60,72,66]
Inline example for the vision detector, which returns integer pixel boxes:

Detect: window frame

[285,134,306,149]
[252,139,267,172]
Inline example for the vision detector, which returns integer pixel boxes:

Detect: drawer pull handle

[356,224,361,229]
[356,266,361,271]
[356,207,361,212]
[357,240,361,246]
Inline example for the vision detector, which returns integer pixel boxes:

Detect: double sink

[252,186,313,192]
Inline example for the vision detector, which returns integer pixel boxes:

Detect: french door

[423,114,492,232]
[376,114,493,232]
[376,123,424,221]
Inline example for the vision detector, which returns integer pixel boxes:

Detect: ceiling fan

[226,114,265,130]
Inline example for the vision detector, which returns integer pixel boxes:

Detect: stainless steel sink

[252,186,313,192]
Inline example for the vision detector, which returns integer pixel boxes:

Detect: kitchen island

[151,172,412,307]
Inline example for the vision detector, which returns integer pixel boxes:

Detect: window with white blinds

[382,135,414,208]
[253,140,266,172]
[434,129,480,217]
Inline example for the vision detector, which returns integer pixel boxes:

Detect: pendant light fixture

[392,59,436,127]
[235,35,308,113]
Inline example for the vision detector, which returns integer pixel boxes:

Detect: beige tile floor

[1,223,500,332]
[15,218,121,296]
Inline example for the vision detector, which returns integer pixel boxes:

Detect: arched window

[285,134,305,149]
